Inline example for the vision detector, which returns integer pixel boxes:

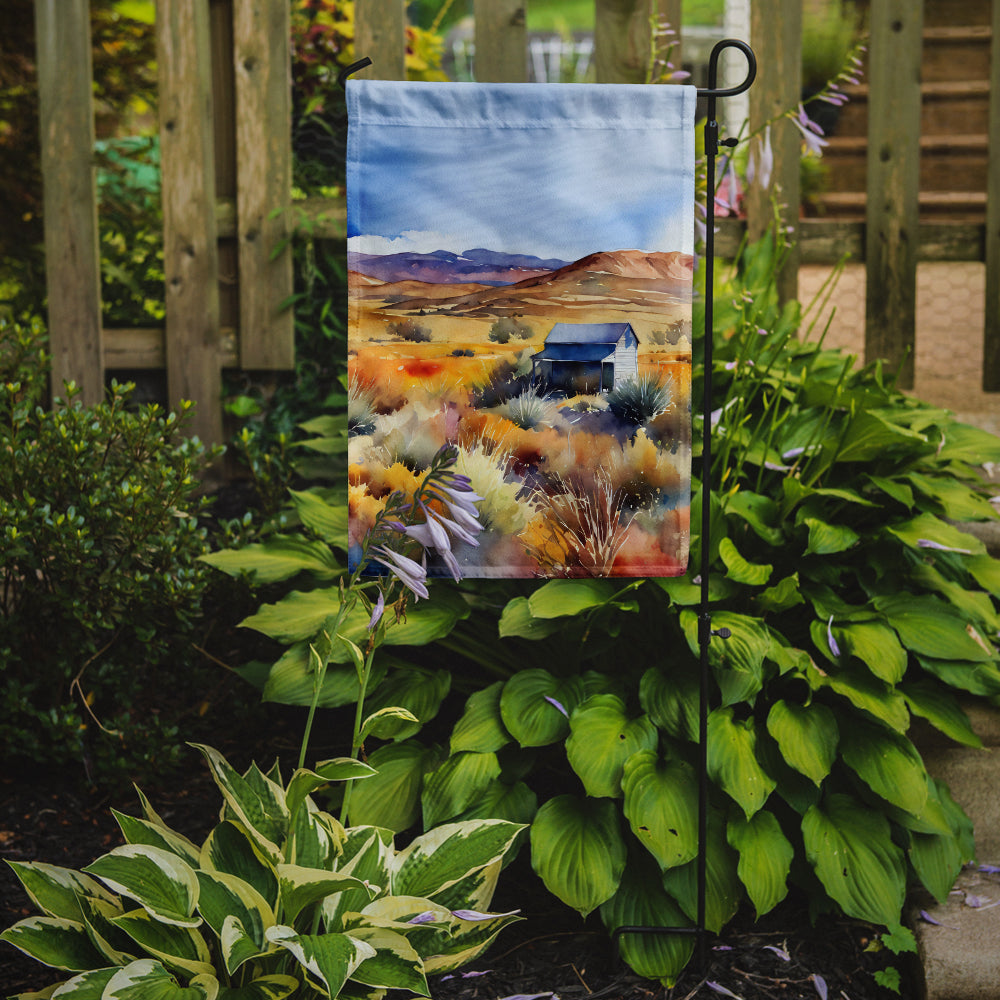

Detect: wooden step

[813,190,987,222]
[922,25,993,83]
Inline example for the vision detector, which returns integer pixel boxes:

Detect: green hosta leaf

[111,908,214,978]
[909,827,965,905]
[453,779,538,827]
[84,846,200,928]
[0,916,107,971]
[755,573,805,614]
[363,667,451,740]
[839,718,929,817]
[911,562,1000,633]
[835,410,927,463]
[724,490,784,545]
[901,680,982,748]
[112,812,201,868]
[277,865,374,925]
[566,695,658,798]
[906,472,998,522]
[5,862,118,923]
[421,751,502,828]
[966,553,1000,597]
[497,596,563,639]
[718,537,772,586]
[499,670,584,747]
[288,488,348,545]
[707,708,776,818]
[216,975,299,1000]
[621,751,698,871]
[661,811,741,933]
[195,871,273,974]
[265,926,375,997]
[802,793,906,926]
[916,655,1000,697]
[527,578,619,618]
[866,474,914,509]
[103,959,218,1000]
[190,746,287,863]
[285,759,376,823]
[935,421,1000,465]
[450,682,511,754]
[360,706,421,743]
[200,822,278,910]
[530,795,626,917]
[599,853,694,987]
[765,701,838,786]
[393,820,524,901]
[809,661,910,732]
[347,740,442,832]
[639,664,699,742]
[680,610,770,706]
[803,517,859,556]
[886,512,985,557]
[261,643,382,709]
[836,621,907,684]
[874,594,995,662]
[727,811,793,918]
[38,966,117,998]
[200,536,340,584]
[346,926,428,994]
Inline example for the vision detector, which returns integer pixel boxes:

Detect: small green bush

[0,318,220,783]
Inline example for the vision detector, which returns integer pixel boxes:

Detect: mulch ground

[1,743,913,1000]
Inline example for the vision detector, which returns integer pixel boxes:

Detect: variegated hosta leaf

[362,667,452,741]
[195,871,274,974]
[765,700,838,786]
[77,894,136,966]
[529,795,626,917]
[450,681,511,754]
[838,718,929,817]
[110,908,214,978]
[45,966,118,997]
[215,974,300,999]
[200,822,278,910]
[285,760,375,825]
[706,707,776,819]
[4,862,118,922]
[323,829,393,931]
[425,859,501,916]
[621,751,698,871]
[83,846,200,928]
[599,853,694,987]
[726,810,793,918]
[347,741,442,832]
[391,820,524,901]
[0,916,107,971]
[288,802,343,870]
[802,793,906,926]
[344,926,429,995]
[265,926,375,998]
[421,751,502,829]
[499,669,585,747]
[661,811,742,934]
[276,864,375,925]
[191,745,287,863]
[566,695,658,799]
[112,810,201,868]
[421,907,522,975]
[102,958,218,999]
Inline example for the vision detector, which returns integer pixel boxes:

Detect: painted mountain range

[347,248,570,286]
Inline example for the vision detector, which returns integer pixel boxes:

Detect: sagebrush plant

[212,231,1000,985]
[0,318,219,783]
[1,743,524,998]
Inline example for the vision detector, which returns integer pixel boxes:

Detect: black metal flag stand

[340,38,758,974]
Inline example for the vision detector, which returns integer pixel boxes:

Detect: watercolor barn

[531,322,639,395]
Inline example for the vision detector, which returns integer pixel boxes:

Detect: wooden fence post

[474,0,527,83]
[157,0,223,445]
[983,0,1000,390]
[34,0,104,405]
[594,0,672,84]
[864,0,923,389]
[355,0,407,80]
[233,0,294,370]
[746,0,801,305]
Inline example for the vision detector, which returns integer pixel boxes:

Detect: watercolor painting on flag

[346,80,696,578]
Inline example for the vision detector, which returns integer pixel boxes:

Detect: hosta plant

[1,744,523,999]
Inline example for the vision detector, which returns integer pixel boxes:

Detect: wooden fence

[33,0,1000,444]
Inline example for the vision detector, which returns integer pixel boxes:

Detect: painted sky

[347,81,696,263]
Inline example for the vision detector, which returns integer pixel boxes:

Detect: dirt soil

[1,747,913,1000]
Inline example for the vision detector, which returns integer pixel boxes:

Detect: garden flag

[347,79,696,579]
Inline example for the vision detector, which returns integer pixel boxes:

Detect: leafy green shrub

[1,743,524,997]
[606,371,675,424]
[207,234,1000,986]
[0,318,220,782]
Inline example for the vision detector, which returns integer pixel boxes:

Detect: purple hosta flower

[706,982,742,999]
[407,911,438,925]
[917,538,973,555]
[979,864,1000,874]
[371,545,429,600]
[715,158,741,216]
[792,104,829,156]
[827,616,842,658]
[812,974,828,1000]
[451,908,521,921]
[544,695,569,718]
[919,909,958,929]
[367,590,385,631]
[747,124,774,190]
[763,944,791,962]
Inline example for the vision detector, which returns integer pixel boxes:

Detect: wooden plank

[102,328,238,370]
[157,0,223,444]
[34,0,103,404]
[747,0,802,305]
[473,0,527,82]
[983,0,1000,390]
[233,0,294,369]
[864,0,923,389]
[594,0,652,83]
[354,0,406,80]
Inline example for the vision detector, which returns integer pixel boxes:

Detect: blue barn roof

[542,322,635,346]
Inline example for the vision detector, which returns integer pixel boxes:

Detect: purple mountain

[348,248,570,286]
